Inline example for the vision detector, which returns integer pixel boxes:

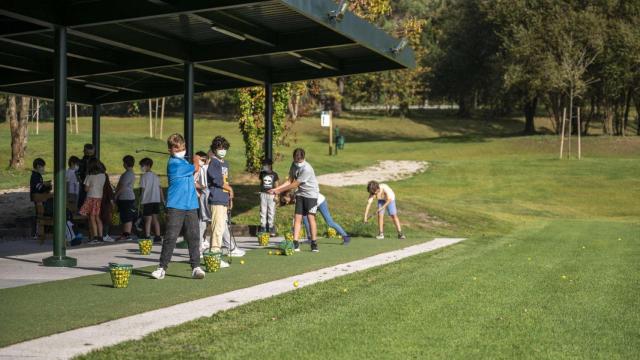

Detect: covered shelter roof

[0,0,415,104]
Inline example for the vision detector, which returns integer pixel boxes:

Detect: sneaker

[293,240,300,252]
[258,226,266,233]
[103,235,115,243]
[229,248,246,257]
[376,233,385,240]
[342,235,351,245]
[117,233,130,241]
[310,241,319,252]
[191,267,205,279]
[398,232,406,240]
[153,236,162,244]
[269,227,277,237]
[151,267,165,279]
[88,237,102,245]
[220,260,230,268]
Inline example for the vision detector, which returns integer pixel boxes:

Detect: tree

[236,85,291,173]
[7,96,30,169]
[426,0,501,117]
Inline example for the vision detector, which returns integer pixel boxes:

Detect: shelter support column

[43,26,76,267]
[264,83,273,162]
[184,62,194,157]
[92,104,100,159]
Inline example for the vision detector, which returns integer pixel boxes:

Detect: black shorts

[142,203,160,216]
[117,200,137,223]
[294,196,317,216]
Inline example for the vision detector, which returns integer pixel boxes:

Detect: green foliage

[236,85,291,173]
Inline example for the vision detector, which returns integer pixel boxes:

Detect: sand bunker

[317,160,428,187]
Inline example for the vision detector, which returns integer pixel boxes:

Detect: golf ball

[240,260,245,265]
[293,281,299,287]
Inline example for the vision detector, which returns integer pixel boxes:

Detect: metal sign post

[321,110,333,155]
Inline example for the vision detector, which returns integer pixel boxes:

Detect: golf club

[135,148,166,155]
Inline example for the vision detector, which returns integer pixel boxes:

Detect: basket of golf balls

[327,227,338,238]
[202,251,222,272]
[284,232,294,241]
[109,263,133,288]
[138,238,153,255]
[257,232,270,247]
[278,240,295,256]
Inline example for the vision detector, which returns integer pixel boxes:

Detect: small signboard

[320,111,332,127]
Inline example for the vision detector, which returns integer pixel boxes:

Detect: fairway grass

[80,220,640,359]
[0,112,638,357]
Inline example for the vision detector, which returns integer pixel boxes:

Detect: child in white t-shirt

[363,181,405,240]
[66,156,80,210]
[139,158,164,243]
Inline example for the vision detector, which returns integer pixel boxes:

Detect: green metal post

[92,104,100,159]
[176,62,194,250]
[184,62,194,157]
[43,26,77,267]
[264,83,273,161]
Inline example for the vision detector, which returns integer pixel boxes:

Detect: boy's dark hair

[122,155,135,168]
[262,158,273,166]
[367,181,380,195]
[293,148,305,162]
[167,133,185,150]
[97,161,107,174]
[210,136,230,151]
[87,158,100,175]
[33,158,45,169]
[68,156,80,167]
[195,151,208,160]
[83,143,94,151]
[139,158,153,168]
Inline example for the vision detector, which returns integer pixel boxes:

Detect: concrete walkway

[0,238,464,359]
[0,236,267,289]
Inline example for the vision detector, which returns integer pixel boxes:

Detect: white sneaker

[376,233,385,240]
[103,235,115,243]
[229,248,246,257]
[220,260,230,268]
[192,267,205,279]
[151,267,165,279]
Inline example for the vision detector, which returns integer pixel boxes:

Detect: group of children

[29,132,406,280]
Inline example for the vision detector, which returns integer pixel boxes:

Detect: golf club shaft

[136,149,166,155]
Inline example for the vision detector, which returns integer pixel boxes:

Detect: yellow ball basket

[257,232,270,247]
[327,228,338,238]
[284,232,294,241]
[138,238,153,255]
[203,251,222,272]
[109,263,133,288]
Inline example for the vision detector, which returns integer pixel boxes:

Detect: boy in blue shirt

[151,134,205,280]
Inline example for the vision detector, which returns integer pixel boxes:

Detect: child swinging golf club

[269,148,320,252]
[151,134,205,280]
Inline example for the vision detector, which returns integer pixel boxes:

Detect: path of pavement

[0,236,271,289]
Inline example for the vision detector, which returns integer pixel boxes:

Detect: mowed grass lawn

[1,111,639,358]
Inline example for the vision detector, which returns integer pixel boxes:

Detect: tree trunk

[635,95,640,136]
[457,96,470,118]
[523,96,538,134]
[622,88,632,137]
[8,96,30,169]
[584,96,595,136]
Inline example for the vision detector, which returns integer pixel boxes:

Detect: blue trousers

[303,200,348,239]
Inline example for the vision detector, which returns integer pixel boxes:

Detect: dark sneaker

[310,241,319,252]
[398,232,406,240]
[342,235,351,245]
[269,227,277,237]
[293,240,300,252]
[153,236,162,244]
